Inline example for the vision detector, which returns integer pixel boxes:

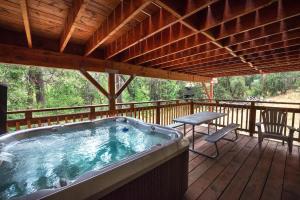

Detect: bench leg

[189,142,219,159]
[221,129,238,142]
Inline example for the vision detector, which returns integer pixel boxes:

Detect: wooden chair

[256,108,296,153]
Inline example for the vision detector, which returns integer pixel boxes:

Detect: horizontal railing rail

[5,99,300,141]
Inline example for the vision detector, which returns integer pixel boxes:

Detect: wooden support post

[209,80,214,112]
[156,101,161,125]
[25,111,32,128]
[130,103,135,117]
[210,79,214,102]
[249,102,256,136]
[89,106,96,120]
[190,99,194,114]
[108,73,116,115]
[0,84,7,134]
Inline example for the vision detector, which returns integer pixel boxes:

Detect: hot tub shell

[0,117,189,200]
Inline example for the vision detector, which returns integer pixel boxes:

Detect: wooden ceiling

[0,0,299,79]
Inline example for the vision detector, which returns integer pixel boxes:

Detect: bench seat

[195,123,239,159]
[166,123,184,129]
[205,123,239,143]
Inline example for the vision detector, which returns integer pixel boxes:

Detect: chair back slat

[261,109,287,135]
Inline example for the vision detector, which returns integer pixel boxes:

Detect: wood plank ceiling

[0,0,299,78]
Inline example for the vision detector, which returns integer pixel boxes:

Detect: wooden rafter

[115,75,135,98]
[236,38,300,56]
[157,48,229,69]
[20,0,32,48]
[159,29,300,70]
[60,0,87,52]
[0,44,210,82]
[160,53,233,70]
[221,19,300,48]
[134,33,212,65]
[85,0,151,56]
[166,39,300,72]
[180,58,300,75]
[229,28,300,52]
[79,69,109,98]
[200,63,300,76]
[119,0,274,63]
[211,1,300,41]
[105,0,218,59]
[121,23,194,62]
[105,8,178,59]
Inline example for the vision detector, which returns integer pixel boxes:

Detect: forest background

[1,64,299,111]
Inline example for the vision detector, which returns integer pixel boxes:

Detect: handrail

[5,99,300,142]
[195,98,300,105]
[7,98,299,114]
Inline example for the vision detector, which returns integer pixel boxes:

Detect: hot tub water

[0,120,174,200]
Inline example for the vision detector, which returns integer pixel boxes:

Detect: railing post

[90,106,96,120]
[25,111,33,128]
[156,101,161,125]
[130,103,134,117]
[0,84,7,134]
[190,99,194,114]
[249,102,256,136]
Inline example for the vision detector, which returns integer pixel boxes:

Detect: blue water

[0,121,171,200]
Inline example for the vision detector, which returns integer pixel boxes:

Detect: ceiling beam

[60,0,87,52]
[79,69,109,98]
[163,35,300,71]
[0,44,210,82]
[85,0,151,56]
[159,53,233,70]
[190,59,300,74]
[20,0,32,48]
[105,8,178,59]
[229,28,300,52]
[199,62,300,76]
[167,57,244,71]
[119,0,274,62]
[210,1,300,41]
[235,37,300,56]
[154,47,229,69]
[121,23,194,62]
[133,33,212,65]
[105,0,218,59]
[221,18,300,47]
[178,56,300,74]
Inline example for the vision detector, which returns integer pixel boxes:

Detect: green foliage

[214,72,300,100]
[0,64,299,111]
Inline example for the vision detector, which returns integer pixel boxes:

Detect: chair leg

[258,134,262,149]
[288,140,293,154]
[190,142,219,159]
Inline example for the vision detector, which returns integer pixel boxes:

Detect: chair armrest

[255,122,263,127]
[287,125,297,132]
[255,122,263,134]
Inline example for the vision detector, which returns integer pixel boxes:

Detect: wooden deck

[181,126,300,200]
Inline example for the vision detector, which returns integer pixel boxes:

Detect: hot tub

[0,117,189,200]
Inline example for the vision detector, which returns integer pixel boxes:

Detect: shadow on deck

[177,126,300,200]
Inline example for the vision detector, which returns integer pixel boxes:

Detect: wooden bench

[199,123,239,159]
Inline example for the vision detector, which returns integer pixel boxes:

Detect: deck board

[183,126,300,200]
[282,146,300,199]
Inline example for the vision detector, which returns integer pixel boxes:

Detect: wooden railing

[6,99,300,141]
